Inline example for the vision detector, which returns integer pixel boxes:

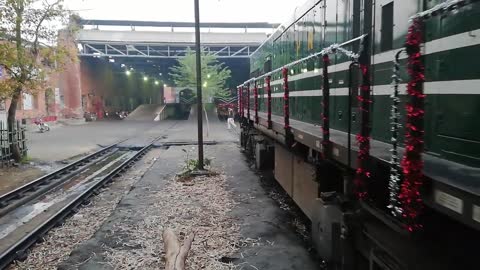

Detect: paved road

[26,106,237,163]
[26,120,164,163]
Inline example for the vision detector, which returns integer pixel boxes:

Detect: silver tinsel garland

[411,0,469,20]
[387,51,404,217]
[237,35,367,88]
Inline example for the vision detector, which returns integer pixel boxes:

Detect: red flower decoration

[283,68,290,129]
[354,62,373,200]
[400,18,426,231]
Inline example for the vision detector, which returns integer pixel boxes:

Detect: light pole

[194,0,204,170]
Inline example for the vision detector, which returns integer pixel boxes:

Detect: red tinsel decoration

[238,87,243,119]
[247,83,251,121]
[266,76,272,129]
[400,18,426,232]
[322,55,331,158]
[282,68,290,130]
[242,86,246,118]
[354,62,372,200]
[254,80,259,124]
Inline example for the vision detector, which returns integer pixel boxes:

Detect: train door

[423,0,480,166]
[332,0,358,134]
[347,0,363,137]
[310,0,325,125]
[324,0,338,129]
[260,55,272,113]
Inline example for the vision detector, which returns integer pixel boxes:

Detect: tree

[0,0,74,160]
[169,48,231,102]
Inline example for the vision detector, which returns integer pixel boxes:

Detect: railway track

[0,141,123,217]
[0,141,155,269]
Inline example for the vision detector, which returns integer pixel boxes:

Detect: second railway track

[0,141,123,216]
[0,139,157,269]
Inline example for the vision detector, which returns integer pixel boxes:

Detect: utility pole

[194,0,204,170]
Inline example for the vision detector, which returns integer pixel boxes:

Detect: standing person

[227,108,237,129]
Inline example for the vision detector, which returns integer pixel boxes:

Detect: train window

[264,57,272,74]
[380,2,394,52]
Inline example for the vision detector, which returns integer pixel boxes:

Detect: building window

[82,95,87,110]
[33,94,39,110]
[380,2,394,52]
[23,93,33,110]
[264,57,272,74]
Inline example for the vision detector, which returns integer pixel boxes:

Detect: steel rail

[0,140,125,211]
[0,143,153,269]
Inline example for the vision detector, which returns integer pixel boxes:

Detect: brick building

[0,70,61,124]
[0,31,83,124]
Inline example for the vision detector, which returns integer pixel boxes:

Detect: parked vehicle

[33,118,50,133]
[84,112,97,122]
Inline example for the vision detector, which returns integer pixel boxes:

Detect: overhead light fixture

[302,68,308,73]
[109,59,115,63]
[126,70,131,76]
[121,64,125,68]
[207,74,211,78]
[203,82,208,87]
[164,84,168,88]
[155,81,159,85]
[143,76,148,81]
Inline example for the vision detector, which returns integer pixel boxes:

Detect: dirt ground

[4,111,320,269]
[0,165,45,196]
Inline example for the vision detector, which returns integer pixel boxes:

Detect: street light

[155,81,159,85]
[143,76,148,81]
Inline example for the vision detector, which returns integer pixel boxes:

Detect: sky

[64,0,306,25]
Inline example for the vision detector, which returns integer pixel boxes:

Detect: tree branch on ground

[163,229,195,270]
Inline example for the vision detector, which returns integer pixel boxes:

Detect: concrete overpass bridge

[76,20,277,59]
[54,20,276,119]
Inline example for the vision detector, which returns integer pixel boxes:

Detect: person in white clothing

[227,108,237,129]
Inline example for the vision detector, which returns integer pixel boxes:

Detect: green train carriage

[240,0,480,269]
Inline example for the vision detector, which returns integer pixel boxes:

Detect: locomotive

[214,94,238,121]
[238,0,480,269]
[176,88,196,119]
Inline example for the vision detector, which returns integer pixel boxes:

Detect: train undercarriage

[240,118,478,270]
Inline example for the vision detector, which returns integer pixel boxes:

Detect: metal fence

[0,121,27,167]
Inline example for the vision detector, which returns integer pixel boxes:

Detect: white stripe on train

[260,80,480,98]
[256,29,480,87]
